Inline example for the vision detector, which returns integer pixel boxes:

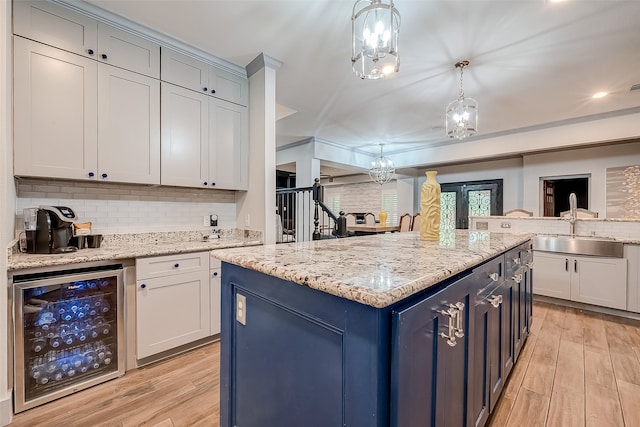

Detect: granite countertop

[8,233,262,271]
[214,230,532,308]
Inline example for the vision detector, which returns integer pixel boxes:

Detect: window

[382,190,398,225]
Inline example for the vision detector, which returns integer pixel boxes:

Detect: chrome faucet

[569,192,577,237]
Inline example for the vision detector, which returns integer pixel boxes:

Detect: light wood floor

[9,301,640,427]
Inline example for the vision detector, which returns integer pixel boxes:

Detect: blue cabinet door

[391,274,473,427]
[468,254,505,427]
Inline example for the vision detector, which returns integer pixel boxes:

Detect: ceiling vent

[630,83,640,92]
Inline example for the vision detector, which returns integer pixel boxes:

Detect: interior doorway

[541,175,589,217]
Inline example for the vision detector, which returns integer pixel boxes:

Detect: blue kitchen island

[214,230,533,427]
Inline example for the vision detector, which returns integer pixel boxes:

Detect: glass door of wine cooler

[13,264,125,412]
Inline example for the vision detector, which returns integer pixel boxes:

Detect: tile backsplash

[15,178,238,235]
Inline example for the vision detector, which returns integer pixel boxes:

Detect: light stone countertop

[214,230,532,308]
[8,236,262,271]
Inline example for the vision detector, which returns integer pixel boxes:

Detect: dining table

[347,225,400,235]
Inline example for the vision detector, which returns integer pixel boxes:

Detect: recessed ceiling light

[592,91,608,99]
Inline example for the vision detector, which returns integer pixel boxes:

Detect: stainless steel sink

[533,235,624,258]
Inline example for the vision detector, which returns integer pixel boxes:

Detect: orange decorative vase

[379,210,387,227]
[420,171,441,241]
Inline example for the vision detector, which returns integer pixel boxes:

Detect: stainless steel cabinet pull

[489,272,499,282]
[453,302,465,338]
[439,306,458,347]
[488,295,503,308]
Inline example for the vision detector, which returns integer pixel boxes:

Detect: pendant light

[446,60,478,139]
[351,0,400,79]
[369,144,395,185]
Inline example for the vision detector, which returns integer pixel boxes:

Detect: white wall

[523,141,640,216]
[1,1,13,423]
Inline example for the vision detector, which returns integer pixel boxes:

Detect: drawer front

[136,251,209,279]
[472,255,504,294]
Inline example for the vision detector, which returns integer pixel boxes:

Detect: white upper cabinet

[14,36,160,184]
[97,23,159,78]
[161,47,248,106]
[13,37,98,180]
[208,67,249,107]
[161,82,209,188]
[13,0,98,58]
[14,0,159,78]
[98,64,160,184]
[209,99,249,190]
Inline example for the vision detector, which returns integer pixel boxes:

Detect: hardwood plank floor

[9,301,640,427]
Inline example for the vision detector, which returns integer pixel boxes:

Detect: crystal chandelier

[351,0,400,80]
[446,60,478,140]
[369,144,395,185]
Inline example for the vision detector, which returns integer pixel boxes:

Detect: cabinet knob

[88,172,95,178]
[87,49,94,55]
[101,53,108,60]
[210,182,216,187]
[140,284,146,289]
[174,263,180,268]
[213,272,218,277]
[489,272,499,282]
[211,89,216,94]
[101,173,108,179]
[203,87,208,92]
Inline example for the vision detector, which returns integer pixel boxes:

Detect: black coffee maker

[24,206,78,254]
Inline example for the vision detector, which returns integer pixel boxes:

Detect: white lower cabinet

[626,245,640,313]
[534,251,627,310]
[210,258,221,336]
[136,252,210,359]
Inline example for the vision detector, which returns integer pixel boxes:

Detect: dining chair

[504,209,533,217]
[399,213,411,232]
[364,212,376,225]
[345,213,356,226]
[410,213,421,231]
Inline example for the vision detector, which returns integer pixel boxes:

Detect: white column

[236,54,281,245]
[1,1,15,425]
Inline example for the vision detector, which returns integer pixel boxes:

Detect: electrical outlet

[203,215,209,227]
[501,222,511,228]
[236,293,246,325]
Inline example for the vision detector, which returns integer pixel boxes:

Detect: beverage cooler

[12,263,125,412]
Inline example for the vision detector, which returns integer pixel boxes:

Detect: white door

[13,0,98,58]
[160,83,209,188]
[209,98,248,190]
[97,64,160,184]
[97,23,160,78]
[532,252,571,299]
[208,67,248,106]
[161,47,209,93]
[210,267,221,336]
[136,270,210,359]
[13,37,98,180]
[571,255,627,310]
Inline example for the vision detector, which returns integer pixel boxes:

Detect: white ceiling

[85,0,640,155]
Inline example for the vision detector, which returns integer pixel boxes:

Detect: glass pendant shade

[446,60,478,140]
[446,96,478,140]
[351,0,400,79]
[369,145,395,185]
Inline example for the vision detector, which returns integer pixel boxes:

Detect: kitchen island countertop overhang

[213,230,532,308]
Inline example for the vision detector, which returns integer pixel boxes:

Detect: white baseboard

[0,394,12,427]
